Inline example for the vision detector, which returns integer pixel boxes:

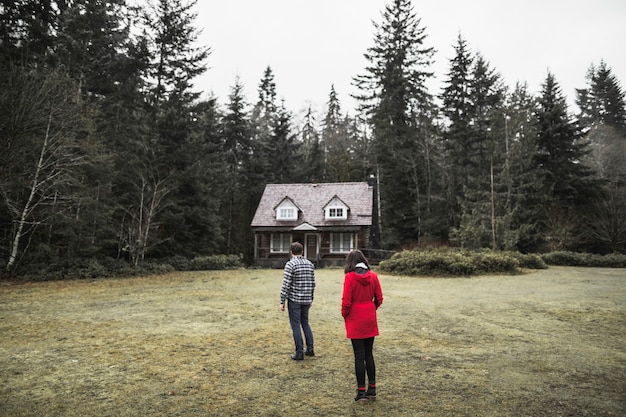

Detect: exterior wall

[253,227,372,268]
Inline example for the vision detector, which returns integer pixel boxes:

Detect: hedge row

[540,251,626,268]
[378,249,626,277]
[377,249,547,277]
[12,254,244,281]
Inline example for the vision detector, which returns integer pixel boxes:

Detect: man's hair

[290,242,304,255]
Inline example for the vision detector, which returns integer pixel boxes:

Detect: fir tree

[353,0,435,247]
[440,34,474,229]
[535,72,598,250]
[323,85,353,182]
[221,77,253,255]
[299,106,324,182]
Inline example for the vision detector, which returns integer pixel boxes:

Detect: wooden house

[251,182,374,268]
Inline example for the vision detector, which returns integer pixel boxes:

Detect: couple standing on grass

[279,242,384,403]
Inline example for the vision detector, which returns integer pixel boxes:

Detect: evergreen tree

[221,77,252,255]
[576,61,626,252]
[505,83,543,252]
[323,85,353,182]
[271,100,300,183]
[299,106,324,182]
[250,66,278,185]
[535,72,597,250]
[54,0,130,97]
[451,54,506,249]
[577,61,626,134]
[0,0,56,66]
[536,72,595,202]
[440,34,474,231]
[353,0,435,248]
[125,0,212,260]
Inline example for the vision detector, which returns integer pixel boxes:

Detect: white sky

[194,0,626,119]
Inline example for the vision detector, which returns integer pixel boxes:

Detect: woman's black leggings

[351,337,376,387]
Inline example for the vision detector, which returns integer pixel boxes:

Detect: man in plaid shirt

[280,242,316,360]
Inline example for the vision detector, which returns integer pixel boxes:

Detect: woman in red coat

[342,250,383,403]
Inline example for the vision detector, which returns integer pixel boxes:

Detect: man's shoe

[290,353,304,360]
[305,350,315,357]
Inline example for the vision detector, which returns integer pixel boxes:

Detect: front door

[305,234,318,261]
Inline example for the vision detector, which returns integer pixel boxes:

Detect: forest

[1,0,625,277]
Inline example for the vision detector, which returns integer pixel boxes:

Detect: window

[329,207,344,218]
[276,199,298,220]
[278,208,295,220]
[330,233,352,253]
[324,197,348,220]
[271,234,291,253]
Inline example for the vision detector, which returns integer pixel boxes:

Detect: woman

[341,250,383,403]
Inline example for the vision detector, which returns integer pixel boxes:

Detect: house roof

[251,182,373,229]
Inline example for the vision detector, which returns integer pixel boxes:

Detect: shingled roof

[251,182,373,229]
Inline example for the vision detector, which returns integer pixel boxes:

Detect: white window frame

[276,200,298,221]
[330,232,353,253]
[271,234,292,253]
[324,197,348,220]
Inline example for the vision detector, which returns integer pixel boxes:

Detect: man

[279,242,316,360]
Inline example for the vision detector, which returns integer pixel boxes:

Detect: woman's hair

[344,249,370,273]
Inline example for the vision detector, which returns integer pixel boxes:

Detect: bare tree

[118,172,173,266]
[1,69,87,274]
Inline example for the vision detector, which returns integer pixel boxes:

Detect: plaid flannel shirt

[280,256,315,305]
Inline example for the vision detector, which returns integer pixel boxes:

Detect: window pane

[330,233,351,253]
[271,234,290,252]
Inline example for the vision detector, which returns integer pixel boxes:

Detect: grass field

[1,267,625,416]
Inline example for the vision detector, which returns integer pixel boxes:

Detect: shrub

[504,252,548,269]
[378,249,540,277]
[471,252,519,274]
[541,251,626,268]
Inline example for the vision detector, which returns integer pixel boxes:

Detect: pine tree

[577,61,626,134]
[535,72,598,250]
[353,0,435,247]
[536,72,596,202]
[0,0,56,66]
[323,85,353,182]
[440,34,474,230]
[222,78,255,256]
[576,61,626,252]
[299,106,324,182]
[452,54,506,249]
[54,0,130,97]
[250,66,278,185]
[505,83,543,252]
[123,0,212,260]
[271,100,300,183]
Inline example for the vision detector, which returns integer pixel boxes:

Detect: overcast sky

[194,0,626,117]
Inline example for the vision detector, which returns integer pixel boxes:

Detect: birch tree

[0,69,87,274]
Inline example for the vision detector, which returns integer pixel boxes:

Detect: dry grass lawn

[1,266,625,416]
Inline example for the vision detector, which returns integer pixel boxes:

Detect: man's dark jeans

[287,300,314,354]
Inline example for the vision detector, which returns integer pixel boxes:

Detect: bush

[541,251,626,268]
[378,249,542,277]
[504,252,548,270]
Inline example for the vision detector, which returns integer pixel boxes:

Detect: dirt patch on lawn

[0,266,624,416]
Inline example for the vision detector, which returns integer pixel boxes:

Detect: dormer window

[275,198,298,221]
[324,196,348,220]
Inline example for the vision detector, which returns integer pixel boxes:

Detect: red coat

[341,269,383,339]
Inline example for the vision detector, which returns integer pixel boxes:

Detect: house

[251,182,375,268]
